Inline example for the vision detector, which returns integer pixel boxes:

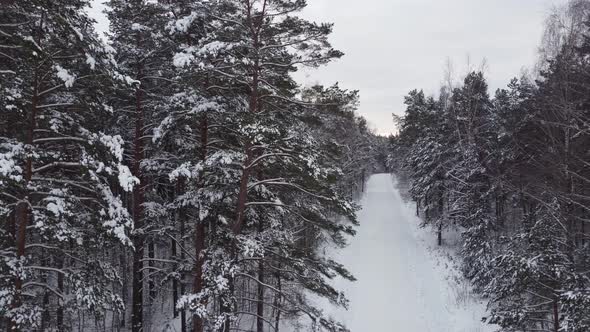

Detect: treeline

[389,2,590,331]
[0,1,382,331]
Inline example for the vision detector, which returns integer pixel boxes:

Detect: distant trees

[390,3,590,330]
[0,1,381,331]
[396,90,447,242]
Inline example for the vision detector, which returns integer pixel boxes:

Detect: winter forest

[389,0,590,331]
[0,0,385,331]
[1,0,590,332]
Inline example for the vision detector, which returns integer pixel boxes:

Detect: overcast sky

[90,0,566,135]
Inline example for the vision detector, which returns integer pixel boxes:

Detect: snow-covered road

[319,173,494,332]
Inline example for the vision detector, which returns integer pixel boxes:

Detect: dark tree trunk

[219,242,236,332]
[148,240,156,300]
[274,268,282,332]
[10,59,38,332]
[232,23,259,235]
[553,299,559,332]
[438,191,444,246]
[172,235,179,318]
[193,115,208,332]
[256,220,265,332]
[222,276,234,332]
[193,221,206,332]
[233,144,253,235]
[5,211,15,249]
[228,6,263,330]
[131,236,144,332]
[361,171,365,191]
[41,256,50,330]
[178,180,187,332]
[56,254,64,330]
[131,75,145,332]
[120,244,127,328]
[428,194,432,220]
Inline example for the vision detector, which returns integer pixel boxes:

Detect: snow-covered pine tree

[487,78,534,229]
[441,72,498,289]
[396,90,449,244]
[391,36,590,331]
[0,1,137,330]
[150,2,235,331]
[487,41,590,331]
[168,1,358,331]
[301,84,382,198]
[106,0,185,329]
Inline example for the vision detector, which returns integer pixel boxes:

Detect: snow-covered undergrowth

[394,175,498,332]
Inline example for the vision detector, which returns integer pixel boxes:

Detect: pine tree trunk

[229,4,263,329]
[425,195,430,220]
[148,240,156,300]
[131,78,145,332]
[193,221,206,332]
[553,299,559,332]
[256,220,265,332]
[193,115,208,332]
[4,211,15,329]
[582,207,586,246]
[172,236,179,318]
[178,180,187,332]
[120,244,128,328]
[219,274,234,332]
[10,61,38,332]
[56,254,64,330]
[5,211,15,250]
[41,256,50,330]
[361,171,365,191]
[131,234,144,332]
[438,191,443,246]
[274,268,282,332]
[233,144,253,235]
[232,18,260,235]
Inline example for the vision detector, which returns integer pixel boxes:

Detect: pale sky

[90,0,566,135]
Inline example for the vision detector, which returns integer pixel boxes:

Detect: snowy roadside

[392,174,498,332]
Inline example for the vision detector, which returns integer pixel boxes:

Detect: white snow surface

[301,173,497,332]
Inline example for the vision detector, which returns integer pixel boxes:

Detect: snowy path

[319,173,493,332]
